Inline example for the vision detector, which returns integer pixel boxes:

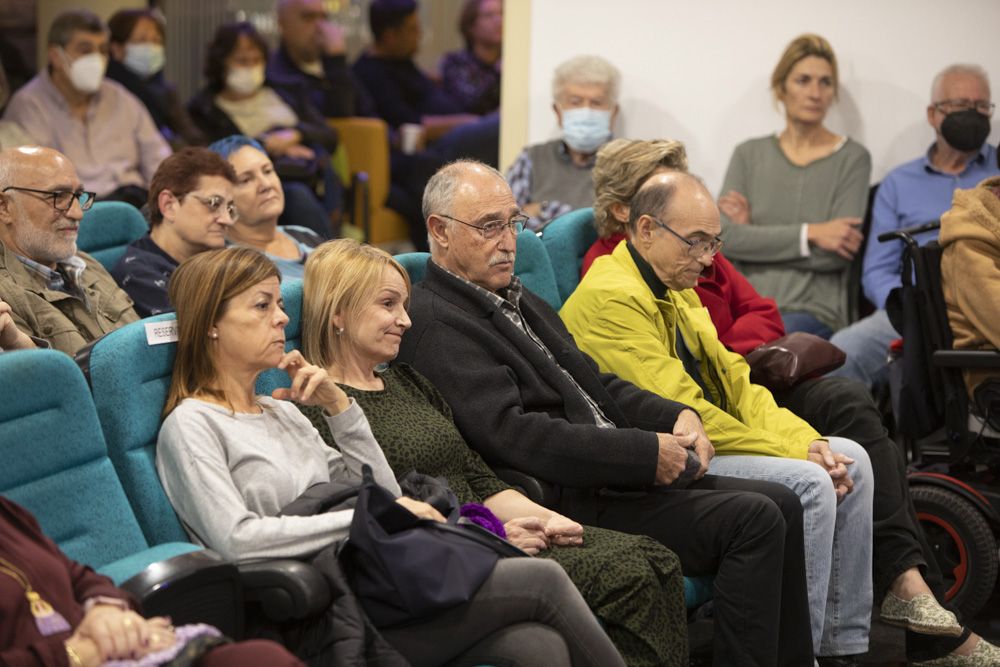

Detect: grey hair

[931,64,990,102]
[47,9,106,48]
[421,159,506,221]
[552,55,621,105]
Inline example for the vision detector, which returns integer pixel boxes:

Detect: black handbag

[342,465,525,628]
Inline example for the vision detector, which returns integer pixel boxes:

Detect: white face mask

[226,65,265,95]
[123,43,165,78]
[61,49,107,94]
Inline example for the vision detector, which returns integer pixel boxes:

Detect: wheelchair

[881,221,1000,620]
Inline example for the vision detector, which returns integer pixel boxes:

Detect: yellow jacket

[560,241,817,459]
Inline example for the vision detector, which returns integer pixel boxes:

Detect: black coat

[397,260,691,517]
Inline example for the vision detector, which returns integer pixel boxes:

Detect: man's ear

[426,214,450,250]
[553,103,564,128]
[47,45,65,71]
[633,214,655,246]
[0,193,14,228]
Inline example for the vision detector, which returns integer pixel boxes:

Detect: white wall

[521,0,1000,194]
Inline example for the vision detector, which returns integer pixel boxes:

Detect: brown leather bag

[745,332,846,391]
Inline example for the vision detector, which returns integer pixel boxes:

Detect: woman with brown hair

[155,246,627,667]
[717,33,871,339]
[298,238,690,667]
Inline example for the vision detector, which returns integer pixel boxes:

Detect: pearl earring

[209,332,218,339]
[335,328,344,336]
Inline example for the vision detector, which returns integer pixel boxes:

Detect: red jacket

[581,237,784,355]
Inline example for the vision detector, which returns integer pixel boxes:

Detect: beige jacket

[0,240,139,355]
[940,176,1000,395]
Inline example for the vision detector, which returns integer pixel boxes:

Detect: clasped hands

[503,515,584,555]
[655,409,714,485]
[807,439,855,500]
[67,604,175,666]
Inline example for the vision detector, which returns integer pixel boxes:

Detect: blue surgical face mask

[560,107,612,153]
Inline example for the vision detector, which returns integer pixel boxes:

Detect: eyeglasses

[650,217,723,258]
[933,99,996,116]
[188,193,239,222]
[2,186,96,212]
[437,213,527,240]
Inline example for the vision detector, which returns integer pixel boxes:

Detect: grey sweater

[156,396,399,561]
[718,135,871,330]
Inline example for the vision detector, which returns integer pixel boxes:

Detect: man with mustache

[0,146,139,355]
[398,159,816,666]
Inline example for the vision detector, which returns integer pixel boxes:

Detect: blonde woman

[718,34,871,338]
[155,246,625,667]
[299,238,689,667]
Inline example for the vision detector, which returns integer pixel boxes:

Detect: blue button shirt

[863,142,1000,309]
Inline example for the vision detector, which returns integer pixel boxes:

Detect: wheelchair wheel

[912,485,998,619]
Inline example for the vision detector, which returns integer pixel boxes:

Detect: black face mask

[941,109,991,152]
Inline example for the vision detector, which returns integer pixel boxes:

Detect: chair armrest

[238,559,331,622]
[494,468,561,507]
[119,550,243,639]
[932,350,1000,368]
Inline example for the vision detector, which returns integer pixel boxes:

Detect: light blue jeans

[829,309,900,389]
[708,437,873,656]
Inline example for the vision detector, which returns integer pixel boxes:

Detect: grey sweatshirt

[156,396,399,561]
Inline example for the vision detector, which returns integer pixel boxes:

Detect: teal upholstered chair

[539,208,598,305]
[394,252,430,284]
[0,349,242,633]
[513,229,562,310]
[77,201,149,270]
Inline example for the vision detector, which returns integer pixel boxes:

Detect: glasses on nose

[437,213,527,240]
[189,194,239,222]
[933,99,996,117]
[2,186,96,212]
[649,217,723,258]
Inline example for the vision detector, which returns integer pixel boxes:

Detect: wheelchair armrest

[238,559,331,622]
[119,550,243,638]
[494,468,561,507]
[932,350,1000,368]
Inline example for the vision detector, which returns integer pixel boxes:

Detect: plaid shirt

[15,253,92,311]
[505,142,592,231]
[451,268,615,429]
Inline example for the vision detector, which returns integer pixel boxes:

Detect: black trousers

[773,375,945,603]
[566,475,814,667]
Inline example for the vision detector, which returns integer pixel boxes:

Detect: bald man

[0,146,138,355]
